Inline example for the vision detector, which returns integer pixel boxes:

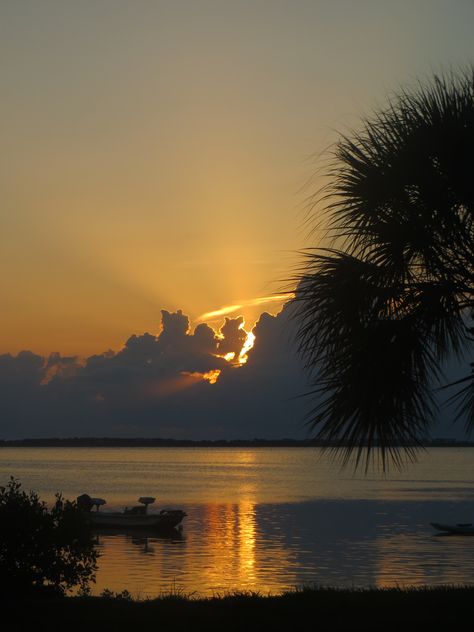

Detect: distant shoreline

[0,437,472,448]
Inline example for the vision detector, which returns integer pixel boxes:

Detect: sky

[2,1,474,439]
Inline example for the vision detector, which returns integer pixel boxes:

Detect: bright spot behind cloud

[181,370,221,385]
[201,369,221,384]
[238,329,256,365]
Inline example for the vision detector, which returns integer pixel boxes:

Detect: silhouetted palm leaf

[294,70,474,467]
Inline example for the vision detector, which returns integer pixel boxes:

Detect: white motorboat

[430,522,474,535]
[77,494,186,530]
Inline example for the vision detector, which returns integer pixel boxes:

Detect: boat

[430,522,474,535]
[77,494,186,530]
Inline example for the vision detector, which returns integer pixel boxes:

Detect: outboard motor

[77,493,94,512]
[124,496,156,515]
[77,494,106,512]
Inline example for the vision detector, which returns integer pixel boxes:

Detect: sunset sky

[2,1,474,438]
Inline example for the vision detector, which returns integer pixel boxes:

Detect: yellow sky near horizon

[2,1,474,356]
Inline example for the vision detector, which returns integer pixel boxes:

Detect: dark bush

[0,477,98,598]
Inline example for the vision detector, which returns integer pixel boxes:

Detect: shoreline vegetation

[7,586,474,631]
[0,437,471,448]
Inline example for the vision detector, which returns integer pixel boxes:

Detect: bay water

[1,447,474,597]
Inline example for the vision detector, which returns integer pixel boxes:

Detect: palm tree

[294,69,474,469]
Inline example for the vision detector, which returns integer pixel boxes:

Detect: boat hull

[431,522,474,535]
[86,509,186,530]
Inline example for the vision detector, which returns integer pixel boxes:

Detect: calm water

[2,447,474,596]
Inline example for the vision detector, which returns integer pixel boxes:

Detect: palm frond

[442,364,474,433]
[294,68,474,468]
[293,251,442,469]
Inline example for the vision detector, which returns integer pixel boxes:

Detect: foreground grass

[5,586,474,631]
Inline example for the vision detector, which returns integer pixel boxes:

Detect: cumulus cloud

[216,316,248,360]
[196,303,310,438]
[42,352,82,384]
[0,351,44,385]
[0,303,471,441]
[0,305,314,439]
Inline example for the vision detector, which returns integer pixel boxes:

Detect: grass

[4,585,474,631]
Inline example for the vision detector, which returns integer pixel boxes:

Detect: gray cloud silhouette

[0,307,310,439]
[216,316,248,360]
[0,305,466,440]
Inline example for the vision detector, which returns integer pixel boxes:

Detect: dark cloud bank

[0,305,468,440]
[0,306,310,440]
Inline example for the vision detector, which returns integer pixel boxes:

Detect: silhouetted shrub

[0,477,98,598]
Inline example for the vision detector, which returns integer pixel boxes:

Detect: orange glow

[199,304,244,321]
[181,369,221,385]
[238,329,256,364]
[147,370,221,397]
[201,369,221,384]
[77,448,299,597]
[40,365,60,386]
[147,373,201,398]
[197,294,293,323]
[238,499,256,579]
[217,322,256,366]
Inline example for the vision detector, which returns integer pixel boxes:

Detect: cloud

[185,303,310,439]
[0,351,45,386]
[0,305,311,439]
[216,316,247,360]
[42,353,84,384]
[2,301,468,441]
[0,351,47,436]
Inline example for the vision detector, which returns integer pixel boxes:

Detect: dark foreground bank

[5,586,473,632]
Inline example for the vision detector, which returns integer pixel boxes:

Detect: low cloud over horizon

[0,305,310,440]
[1,304,470,442]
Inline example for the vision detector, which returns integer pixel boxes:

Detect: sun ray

[197,294,293,323]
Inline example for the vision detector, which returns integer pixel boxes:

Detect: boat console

[124,496,156,515]
[77,493,106,512]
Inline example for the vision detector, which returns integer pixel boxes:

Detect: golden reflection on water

[195,500,257,593]
[5,447,474,594]
[238,499,256,582]
[93,493,294,597]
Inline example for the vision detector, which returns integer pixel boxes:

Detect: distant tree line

[0,437,471,448]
